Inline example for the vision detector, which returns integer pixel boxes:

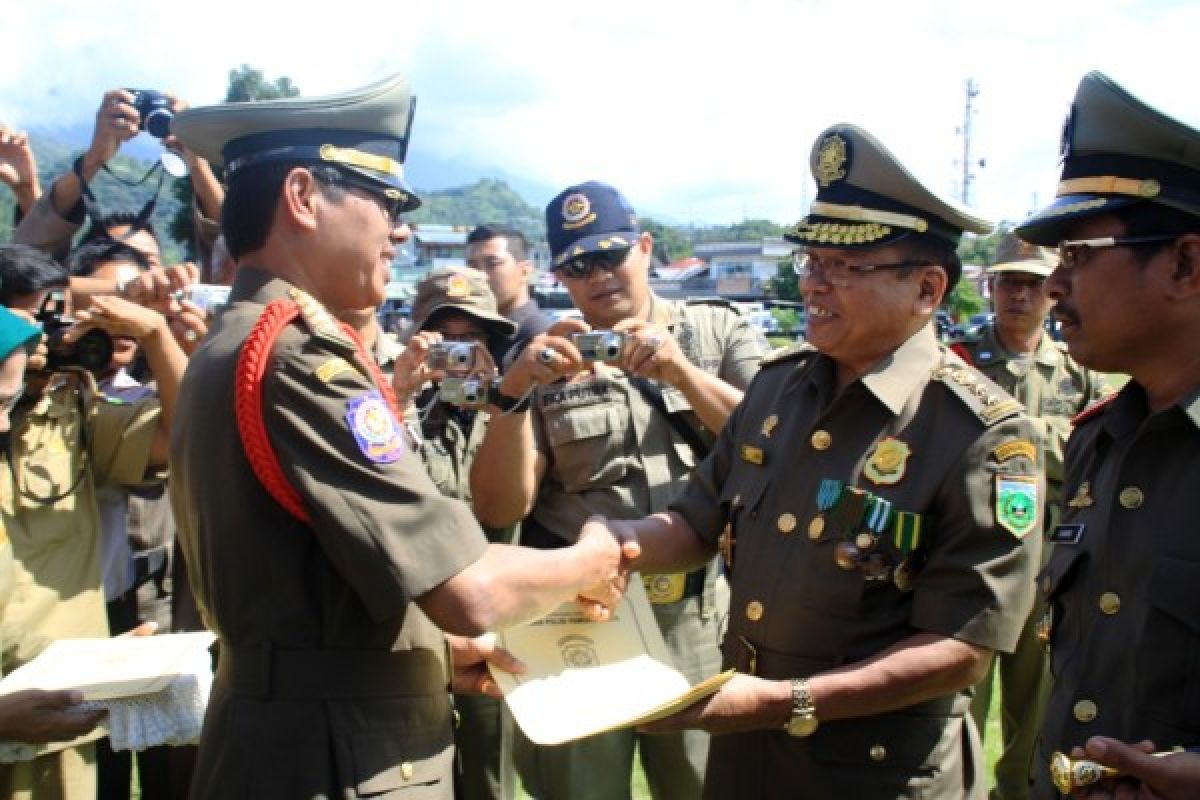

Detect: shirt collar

[857,322,941,417]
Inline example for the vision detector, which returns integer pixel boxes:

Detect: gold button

[733,493,742,507]
[1098,592,1121,615]
[808,516,825,540]
[810,430,832,450]
[400,763,414,781]
[777,513,797,534]
[1073,699,1097,723]
[869,744,887,762]
[745,601,764,622]
[1119,486,1144,509]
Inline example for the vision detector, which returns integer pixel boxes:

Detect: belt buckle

[643,573,686,604]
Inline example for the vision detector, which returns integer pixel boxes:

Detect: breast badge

[345,390,406,464]
[863,438,910,486]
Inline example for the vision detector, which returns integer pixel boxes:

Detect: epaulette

[288,287,356,351]
[760,341,817,368]
[932,358,1023,426]
[1072,392,1117,426]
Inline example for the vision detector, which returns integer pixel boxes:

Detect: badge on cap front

[446,273,471,298]
[815,134,849,187]
[561,192,596,230]
[346,390,405,463]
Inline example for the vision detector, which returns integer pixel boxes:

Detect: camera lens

[143,108,173,139]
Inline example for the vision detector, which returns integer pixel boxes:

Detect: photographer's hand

[167,299,209,356]
[0,125,41,213]
[82,90,139,178]
[391,331,444,407]
[120,262,200,311]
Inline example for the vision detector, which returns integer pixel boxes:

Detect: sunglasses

[314,168,409,224]
[555,249,630,280]
[1056,234,1179,271]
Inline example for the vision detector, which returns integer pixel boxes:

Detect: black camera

[127,89,174,139]
[35,295,114,373]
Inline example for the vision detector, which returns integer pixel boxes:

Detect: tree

[945,277,988,322]
[639,217,692,263]
[768,257,800,301]
[169,66,301,254]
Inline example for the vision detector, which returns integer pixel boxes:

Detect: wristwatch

[784,678,819,737]
[489,384,531,414]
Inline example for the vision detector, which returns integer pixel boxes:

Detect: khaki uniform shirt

[1032,383,1200,799]
[170,267,488,799]
[670,324,1043,799]
[955,324,1111,520]
[529,297,765,545]
[0,374,160,665]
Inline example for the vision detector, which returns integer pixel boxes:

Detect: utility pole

[959,78,982,206]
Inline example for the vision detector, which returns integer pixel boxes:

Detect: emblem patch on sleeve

[995,476,1039,538]
[345,390,405,463]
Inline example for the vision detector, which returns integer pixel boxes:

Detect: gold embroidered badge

[863,438,911,486]
[815,134,849,187]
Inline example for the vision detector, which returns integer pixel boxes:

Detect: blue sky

[3,0,1197,227]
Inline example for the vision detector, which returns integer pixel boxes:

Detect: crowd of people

[0,68,1196,800]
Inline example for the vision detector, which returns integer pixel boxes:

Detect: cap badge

[561,192,597,230]
[446,273,471,298]
[815,134,849,187]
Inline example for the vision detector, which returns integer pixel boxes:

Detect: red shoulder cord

[948,342,975,367]
[1071,392,1117,426]
[234,300,403,523]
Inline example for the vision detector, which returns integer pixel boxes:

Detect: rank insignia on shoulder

[314,357,355,384]
[740,444,765,465]
[996,476,1039,538]
[992,439,1037,464]
[346,390,405,464]
[863,438,910,485]
[1049,523,1085,544]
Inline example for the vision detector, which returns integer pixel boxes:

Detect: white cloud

[4,0,1198,225]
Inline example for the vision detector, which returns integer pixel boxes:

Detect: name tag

[1049,523,1085,544]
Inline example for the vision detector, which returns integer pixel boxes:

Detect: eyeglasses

[313,168,409,224]
[792,250,933,288]
[554,249,630,280]
[992,273,1047,291]
[0,385,24,416]
[1056,234,1179,271]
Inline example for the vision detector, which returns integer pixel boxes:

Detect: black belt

[218,642,447,701]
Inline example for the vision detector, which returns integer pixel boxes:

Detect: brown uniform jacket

[670,323,1043,800]
[1032,382,1200,799]
[169,267,488,799]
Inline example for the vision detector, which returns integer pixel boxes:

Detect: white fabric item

[0,645,213,760]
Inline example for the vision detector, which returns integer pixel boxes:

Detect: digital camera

[35,294,114,373]
[426,342,478,373]
[127,89,174,139]
[438,376,492,409]
[571,331,626,363]
[182,284,231,313]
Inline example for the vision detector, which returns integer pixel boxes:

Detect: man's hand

[120,263,200,311]
[613,319,689,386]
[446,633,526,698]
[1070,738,1200,799]
[0,126,41,206]
[68,295,168,343]
[166,299,209,355]
[497,319,589,399]
[83,90,141,175]
[0,689,106,744]
[573,516,642,621]
[391,330,443,405]
[639,673,790,736]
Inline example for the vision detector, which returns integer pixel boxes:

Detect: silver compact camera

[426,342,478,373]
[182,284,231,313]
[571,331,626,363]
[438,376,492,409]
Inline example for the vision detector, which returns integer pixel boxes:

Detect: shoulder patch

[932,360,1023,426]
[288,287,355,350]
[761,342,817,368]
[1072,392,1117,426]
[346,390,406,464]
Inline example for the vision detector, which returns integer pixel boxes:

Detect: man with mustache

[1016,72,1200,799]
[952,234,1110,800]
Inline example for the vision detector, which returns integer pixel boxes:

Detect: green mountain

[405,177,544,240]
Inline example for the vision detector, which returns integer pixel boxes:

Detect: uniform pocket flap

[1148,556,1200,634]
[352,725,453,796]
[1040,543,1086,599]
[545,405,612,446]
[808,708,954,771]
